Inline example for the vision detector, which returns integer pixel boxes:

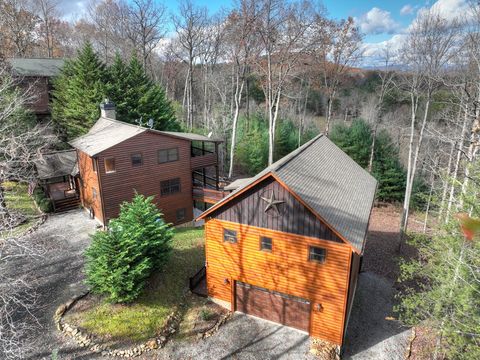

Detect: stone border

[54,291,232,358]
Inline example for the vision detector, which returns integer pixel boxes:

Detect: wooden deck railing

[192,186,227,204]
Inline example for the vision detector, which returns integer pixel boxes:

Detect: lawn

[2,181,40,235]
[72,226,206,342]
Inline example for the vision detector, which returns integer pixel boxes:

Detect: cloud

[356,7,400,35]
[400,4,414,16]
[57,0,89,22]
[418,0,470,21]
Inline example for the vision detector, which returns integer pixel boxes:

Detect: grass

[2,181,40,235]
[77,227,206,342]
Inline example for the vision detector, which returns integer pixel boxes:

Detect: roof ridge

[98,117,147,131]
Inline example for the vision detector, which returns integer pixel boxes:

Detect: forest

[1,0,480,358]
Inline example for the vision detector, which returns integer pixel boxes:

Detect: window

[104,157,116,173]
[309,246,326,263]
[158,148,179,163]
[160,178,181,196]
[176,208,186,221]
[131,153,143,167]
[92,158,97,172]
[223,229,237,243]
[260,236,272,252]
[92,187,97,200]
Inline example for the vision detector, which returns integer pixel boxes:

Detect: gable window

[223,229,237,244]
[104,157,116,173]
[176,208,186,221]
[158,148,179,163]
[131,153,143,167]
[160,178,181,196]
[92,187,97,200]
[260,236,272,252]
[92,158,97,172]
[309,246,326,263]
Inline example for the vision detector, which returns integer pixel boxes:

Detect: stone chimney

[100,99,116,119]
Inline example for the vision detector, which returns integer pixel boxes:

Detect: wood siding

[205,218,352,345]
[95,132,194,225]
[77,150,103,223]
[210,177,342,243]
[344,252,361,342]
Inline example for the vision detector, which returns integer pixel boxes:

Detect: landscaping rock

[146,339,158,350]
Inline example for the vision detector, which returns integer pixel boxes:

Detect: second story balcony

[190,140,218,169]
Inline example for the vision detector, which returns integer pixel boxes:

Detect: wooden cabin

[69,101,223,225]
[9,58,64,120]
[196,135,377,349]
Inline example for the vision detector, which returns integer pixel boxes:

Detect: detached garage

[198,134,377,347]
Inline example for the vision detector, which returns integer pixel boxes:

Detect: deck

[192,186,228,204]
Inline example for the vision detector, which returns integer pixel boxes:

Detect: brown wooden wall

[191,152,217,169]
[344,252,361,341]
[95,132,194,225]
[205,218,352,345]
[20,77,50,115]
[77,150,103,223]
[209,177,342,243]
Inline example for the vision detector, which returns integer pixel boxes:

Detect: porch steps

[53,197,81,213]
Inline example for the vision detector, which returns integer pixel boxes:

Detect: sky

[57,0,472,67]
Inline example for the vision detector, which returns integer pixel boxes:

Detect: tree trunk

[445,103,469,222]
[325,93,334,136]
[368,123,378,173]
[439,141,455,219]
[228,73,245,179]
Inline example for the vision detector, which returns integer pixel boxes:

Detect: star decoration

[260,191,285,214]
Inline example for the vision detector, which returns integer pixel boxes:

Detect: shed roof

[35,150,77,180]
[198,134,377,253]
[70,117,221,157]
[9,58,64,77]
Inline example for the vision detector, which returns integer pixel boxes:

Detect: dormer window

[105,157,116,173]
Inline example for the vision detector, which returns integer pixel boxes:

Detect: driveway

[8,209,98,360]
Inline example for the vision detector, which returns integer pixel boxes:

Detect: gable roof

[198,134,377,253]
[69,117,221,157]
[9,58,64,77]
[34,150,77,180]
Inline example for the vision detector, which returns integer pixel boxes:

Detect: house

[196,134,377,349]
[8,58,64,119]
[68,101,224,225]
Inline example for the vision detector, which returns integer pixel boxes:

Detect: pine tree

[84,194,173,303]
[107,54,180,131]
[52,42,107,140]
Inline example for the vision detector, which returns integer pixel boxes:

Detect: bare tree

[126,0,167,71]
[172,0,208,130]
[312,16,363,135]
[225,0,258,178]
[398,10,459,244]
[255,0,317,165]
[0,60,55,360]
[0,0,38,57]
[31,0,61,58]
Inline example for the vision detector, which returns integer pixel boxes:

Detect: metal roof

[34,150,77,180]
[224,178,254,191]
[199,134,377,253]
[9,58,64,77]
[69,117,221,157]
[161,131,222,142]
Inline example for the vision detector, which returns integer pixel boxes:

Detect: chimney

[100,99,116,119]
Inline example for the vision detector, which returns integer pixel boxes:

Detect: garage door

[235,281,310,332]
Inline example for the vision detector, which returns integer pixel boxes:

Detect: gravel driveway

[9,209,98,360]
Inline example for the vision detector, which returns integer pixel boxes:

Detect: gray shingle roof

[69,117,221,157]
[199,134,377,253]
[35,150,77,180]
[9,58,64,77]
[69,118,146,156]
